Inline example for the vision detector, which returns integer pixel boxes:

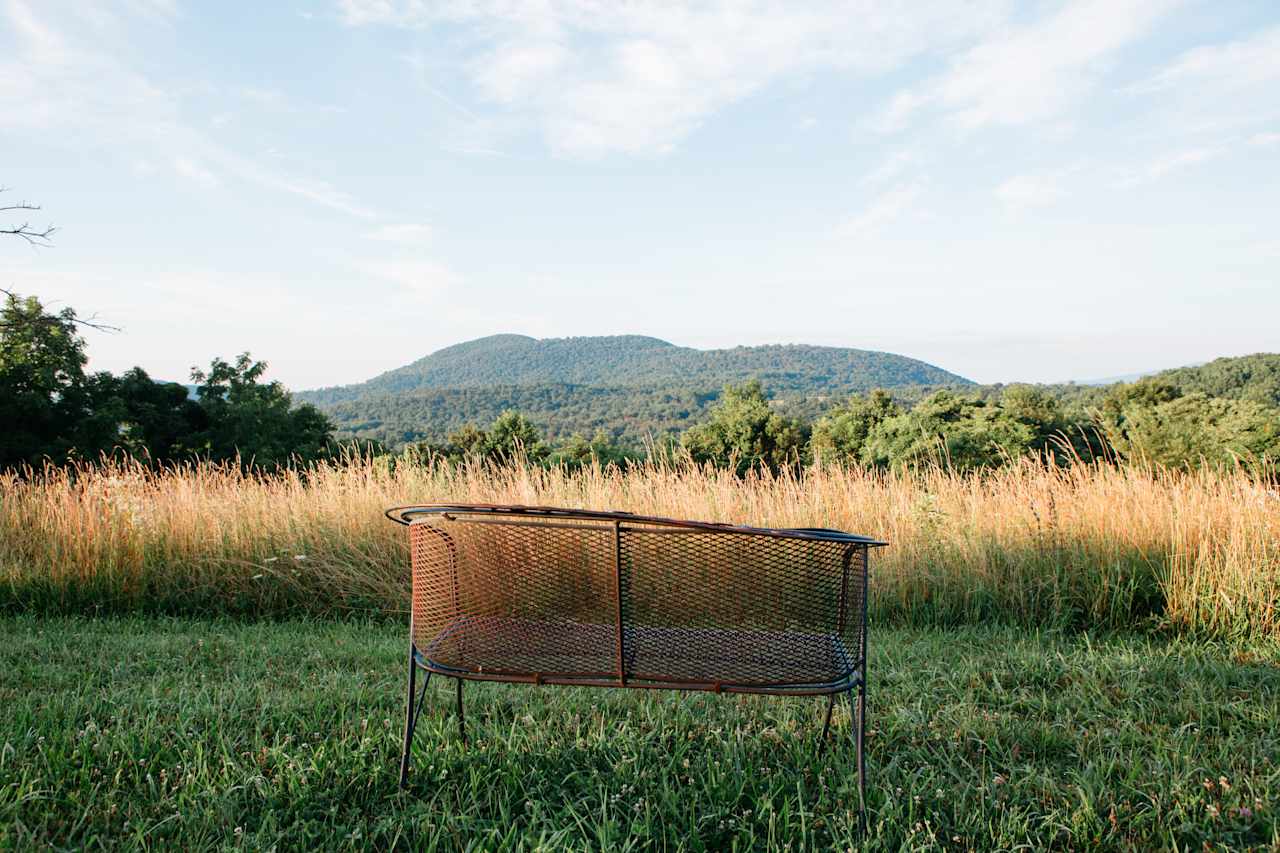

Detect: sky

[1,0,1277,389]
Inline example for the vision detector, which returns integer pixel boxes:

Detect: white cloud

[882,0,1180,132]
[1131,26,1280,95]
[365,223,433,243]
[1115,147,1221,188]
[338,0,1007,156]
[1121,27,1280,141]
[359,259,460,299]
[1250,131,1280,148]
[0,1,375,219]
[837,180,925,235]
[172,156,219,188]
[471,40,570,104]
[861,150,915,186]
[872,89,934,134]
[995,172,1071,210]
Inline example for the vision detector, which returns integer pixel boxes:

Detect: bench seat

[420,614,857,690]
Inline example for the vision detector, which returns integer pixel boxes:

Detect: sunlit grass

[2,455,1277,637]
[2,615,1275,849]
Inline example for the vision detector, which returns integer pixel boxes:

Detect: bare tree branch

[1,286,121,334]
[0,188,57,246]
[1,186,117,333]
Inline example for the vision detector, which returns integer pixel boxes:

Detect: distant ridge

[294,333,972,449]
[295,339,1280,450]
[300,333,972,404]
[1074,364,1203,386]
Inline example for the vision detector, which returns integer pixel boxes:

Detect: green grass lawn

[1,617,1277,851]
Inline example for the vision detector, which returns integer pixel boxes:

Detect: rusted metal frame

[415,661,857,696]
[437,517,614,534]
[418,653,858,690]
[411,664,431,733]
[434,513,852,544]
[612,519,626,686]
[836,544,853,638]
[396,502,880,796]
[858,544,870,829]
[819,693,837,751]
[387,503,887,546]
[455,677,467,746]
[399,641,417,789]
[817,537,855,759]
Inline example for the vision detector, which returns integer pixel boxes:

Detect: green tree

[862,390,1037,471]
[104,368,209,463]
[412,413,548,465]
[997,384,1101,462]
[446,424,489,459]
[190,353,335,468]
[0,292,104,468]
[1101,391,1280,471]
[811,389,900,466]
[482,410,548,464]
[682,380,809,474]
[547,430,636,469]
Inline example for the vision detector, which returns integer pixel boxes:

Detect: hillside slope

[299,334,972,405]
[301,345,1280,451]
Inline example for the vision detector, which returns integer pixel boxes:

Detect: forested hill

[298,334,972,405]
[1151,354,1280,407]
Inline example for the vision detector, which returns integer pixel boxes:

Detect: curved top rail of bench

[385,503,888,546]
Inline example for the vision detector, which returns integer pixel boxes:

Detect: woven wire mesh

[408,510,867,691]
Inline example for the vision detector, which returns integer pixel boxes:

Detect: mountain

[301,334,972,405]
[296,334,974,449]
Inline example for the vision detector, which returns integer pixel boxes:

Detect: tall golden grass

[2,456,1276,637]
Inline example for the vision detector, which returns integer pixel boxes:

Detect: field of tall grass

[2,456,1277,638]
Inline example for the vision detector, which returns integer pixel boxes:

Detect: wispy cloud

[365,223,433,244]
[861,150,916,187]
[837,180,926,235]
[0,1,375,219]
[1120,26,1280,142]
[172,156,219,189]
[359,259,460,299]
[1130,25,1280,95]
[995,172,1072,210]
[339,0,1006,156]
[879,0,1181,133]
[1115,147,1222,188]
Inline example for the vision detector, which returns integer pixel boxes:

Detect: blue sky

[2,0,1277,389]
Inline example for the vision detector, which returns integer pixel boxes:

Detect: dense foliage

[682,380,809,474]
[1156,354,1280,407]
[317,383,722,449]
[0,293,339,471]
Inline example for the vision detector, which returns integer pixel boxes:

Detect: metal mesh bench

[387,503,885,816]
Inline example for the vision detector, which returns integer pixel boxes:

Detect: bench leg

[399,645,431,789]
[855,679,867,835]
[818,695,836,756]
[455,677,467,747]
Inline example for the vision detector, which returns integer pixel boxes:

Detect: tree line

[414,375,1279,475]
[3,289,1277,476]
[1,293,341,471]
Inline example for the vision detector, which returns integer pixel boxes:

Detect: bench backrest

[394,505,879,690]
